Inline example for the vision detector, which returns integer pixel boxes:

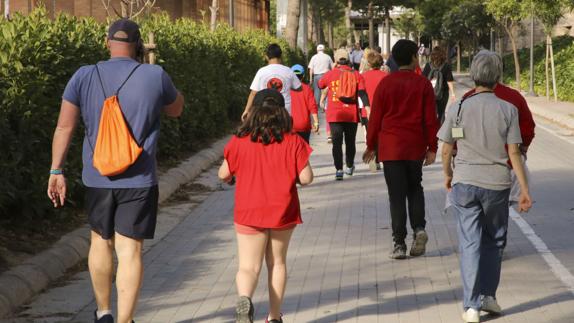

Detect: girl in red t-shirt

[219,89,313,323]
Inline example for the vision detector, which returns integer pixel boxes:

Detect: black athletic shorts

[85,185,159,240]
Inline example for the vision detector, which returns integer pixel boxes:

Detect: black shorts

[85,185,159,240]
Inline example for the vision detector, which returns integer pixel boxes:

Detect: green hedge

[0,9,303,222]
[503,35,574,102]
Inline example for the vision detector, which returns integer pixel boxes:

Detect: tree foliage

[441,0,494,49]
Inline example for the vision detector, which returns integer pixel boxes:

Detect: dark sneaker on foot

[389,243,407,259]
[335,170,344,180]
[94,311,114,323]
[410,229,428,257]
[265,314,283,323]
[345,166,355,176]
[236,296,254,323]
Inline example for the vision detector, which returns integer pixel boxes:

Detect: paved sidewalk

[64,119,574,322]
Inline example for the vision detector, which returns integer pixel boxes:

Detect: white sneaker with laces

[481,296,501,314]
[462,308,480,322]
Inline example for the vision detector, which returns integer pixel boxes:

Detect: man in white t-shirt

[242,44,302,120]
[308,44,333,106]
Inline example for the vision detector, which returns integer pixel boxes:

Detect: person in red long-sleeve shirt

[364,39,440,260]
[290,64,319,143]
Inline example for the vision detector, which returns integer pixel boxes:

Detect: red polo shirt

[362,69,389,118]
[224,133,312,228]
[464,83,535,147]
[291,83,318,132]
[318,65,366,123]
[367,70,439,161]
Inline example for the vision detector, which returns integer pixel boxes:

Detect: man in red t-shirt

[319,48,371,180]
[364,39,440,259]
[290,64,319,143]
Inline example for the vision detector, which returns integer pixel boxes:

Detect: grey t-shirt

[63,57,178,188]
[437,92,522,190]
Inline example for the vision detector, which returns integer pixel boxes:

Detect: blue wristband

[50,169,64,175]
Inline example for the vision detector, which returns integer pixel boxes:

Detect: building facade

[1,0,269,32]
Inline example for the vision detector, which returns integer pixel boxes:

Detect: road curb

[0,135,230,318]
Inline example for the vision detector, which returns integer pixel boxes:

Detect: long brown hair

[236,97,292,145]
[430,46,447,67]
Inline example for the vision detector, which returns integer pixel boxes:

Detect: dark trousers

[383,160,426,244]
[329,122,358,170]
[297,131,311,143]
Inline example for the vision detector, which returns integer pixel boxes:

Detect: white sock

[97,310,112,319]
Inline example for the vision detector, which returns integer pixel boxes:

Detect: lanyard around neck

[456,91,494,125]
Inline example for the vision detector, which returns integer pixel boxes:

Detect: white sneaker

[481,296,502,314]
[462,308,480,322]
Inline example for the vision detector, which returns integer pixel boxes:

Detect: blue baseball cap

[291,64,305,76]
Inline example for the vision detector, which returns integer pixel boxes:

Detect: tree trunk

[545,36,550,99]
[353,30,361,45]
[549,35,557,101]
[313,8,320,43]
[385,12,391,54]
[368,2,374,48]
[318,15,325,44]
[345,0,352,46]
[457,41,461,73]
[327,19,334,48]
[4,0,9,19]
[505,24,521,91]
[307,5,314,43]
[209,0,219,31]
[285,0,301,48]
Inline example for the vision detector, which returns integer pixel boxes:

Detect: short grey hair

[470,50,502,88]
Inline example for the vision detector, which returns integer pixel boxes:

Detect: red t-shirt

[318,65,366,123]
[361,69,389,118]
[291,83,318,132]
[224,133,313,228]
[464,83,535,147]
[367,70,439,161]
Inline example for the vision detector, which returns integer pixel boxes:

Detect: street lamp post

[527,1,537,96]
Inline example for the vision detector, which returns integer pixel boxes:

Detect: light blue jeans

[450,183,510,310]
[312,73,325,106]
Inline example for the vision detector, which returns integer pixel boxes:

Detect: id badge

[452,127,464,139]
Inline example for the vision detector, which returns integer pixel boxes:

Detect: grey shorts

[85,185,159,240]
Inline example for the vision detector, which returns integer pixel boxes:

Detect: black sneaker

[389,243,407,259]
[410,229,428,257]
[94,311,114,323]
[236,296,254,323]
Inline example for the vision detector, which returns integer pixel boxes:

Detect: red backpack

[336,68,358,104]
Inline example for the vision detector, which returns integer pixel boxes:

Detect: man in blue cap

[47,19,184,323]
[290,64,319,143]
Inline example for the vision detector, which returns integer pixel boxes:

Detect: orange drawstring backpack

[336,68,359,104]
[91,64,143,176]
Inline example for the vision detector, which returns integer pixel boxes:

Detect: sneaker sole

[410,231,428,257]
[389,253,407,260]
[236,297,253,323]
[481,306,501,315]
[462,313,480,323]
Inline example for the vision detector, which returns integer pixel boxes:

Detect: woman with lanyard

[437,50,532,323]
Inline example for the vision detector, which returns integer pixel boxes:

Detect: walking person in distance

[423,47,456,124]
[319,48,371,180]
